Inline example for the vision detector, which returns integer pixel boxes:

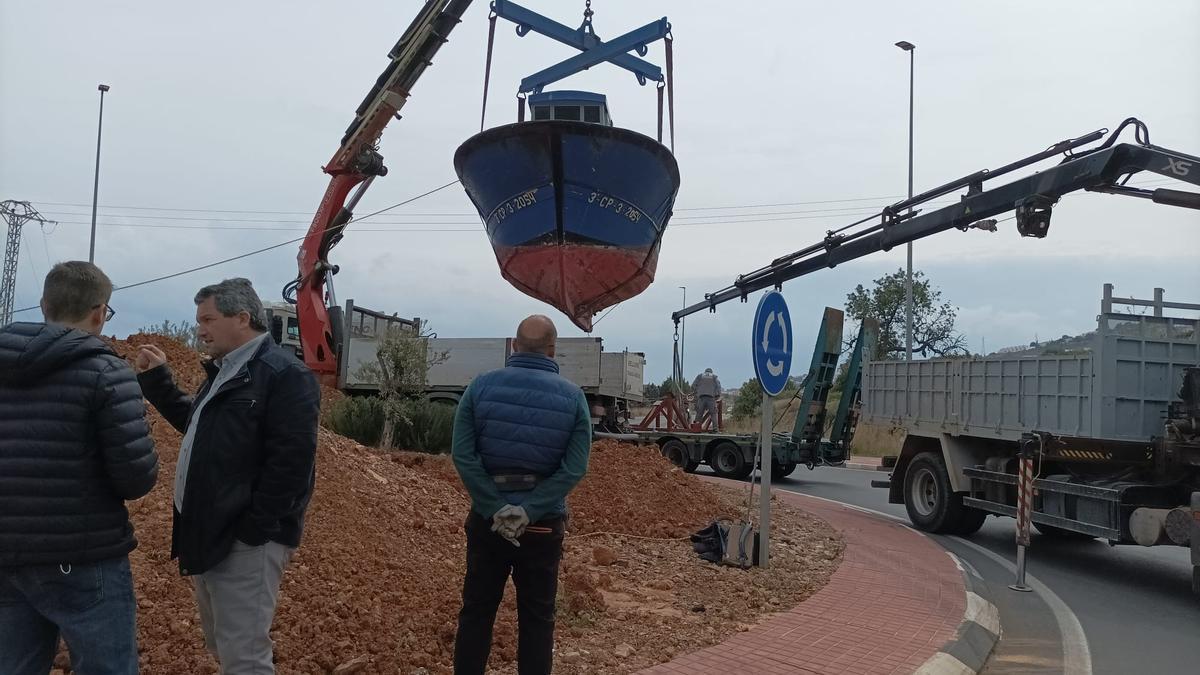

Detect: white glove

[498,505,530,539]
[491,505,524,547]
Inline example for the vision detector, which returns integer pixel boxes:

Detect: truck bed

[862,312,1199,442]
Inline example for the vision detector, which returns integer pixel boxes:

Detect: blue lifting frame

[490,0,670,94]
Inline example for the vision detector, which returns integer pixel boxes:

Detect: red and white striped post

[1010,434,1036,592]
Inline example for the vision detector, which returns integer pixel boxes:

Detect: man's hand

[134,344,168,373]
[496,505,530,541]
[491,505,529,547]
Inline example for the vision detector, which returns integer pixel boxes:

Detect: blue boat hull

[454,121,680,330]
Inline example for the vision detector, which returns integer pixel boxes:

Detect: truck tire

[710,441,747,479]
[953,507,988,535]
[661,440,691,472]
[903,452,978,534]
[772,461,797,478]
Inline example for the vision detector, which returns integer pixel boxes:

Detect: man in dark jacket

[451,314,592,675]
[691,368,723,431]
[0,261,158,675]
[134,278,319,674]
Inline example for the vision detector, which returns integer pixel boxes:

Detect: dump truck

[864,285,1200,593]
[264,300,645,430]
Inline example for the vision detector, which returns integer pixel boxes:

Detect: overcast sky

[2,0,1198,386]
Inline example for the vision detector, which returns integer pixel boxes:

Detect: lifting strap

[656,82,664,145]
[517,93,526,122]
[671,323,683,397]
[671,322,689,423]
[479,12,498,132]
[665,34,675,152]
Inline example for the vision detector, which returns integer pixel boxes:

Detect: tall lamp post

[89,84,110,263]
[895,40,915,361]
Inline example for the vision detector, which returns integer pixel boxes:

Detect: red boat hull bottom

[495,243,660,331]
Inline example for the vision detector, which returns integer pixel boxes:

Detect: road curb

[915,552,1001,674]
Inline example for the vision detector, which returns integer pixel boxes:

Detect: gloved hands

[490,505,530,547]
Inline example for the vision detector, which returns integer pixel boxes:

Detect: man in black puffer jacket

[0,261,158,675]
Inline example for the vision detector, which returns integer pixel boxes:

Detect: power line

[8,172,1184,316]
[39,201,900,224]
[33,176,1183,234]
[9,180,462,316]
[29,193,906,218]
[43,220,482,233]
[25,176,1179,221]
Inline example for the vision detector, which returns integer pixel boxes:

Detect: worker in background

[692,367,723,430]
[451,314,592,675]
[134,278,319,674]
[0,262,159,675]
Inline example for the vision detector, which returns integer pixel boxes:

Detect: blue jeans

[0,556,138,675]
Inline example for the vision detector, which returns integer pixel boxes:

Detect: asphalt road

[697,465,1199,675]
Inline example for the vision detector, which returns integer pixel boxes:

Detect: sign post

[1010,433,1037,592]
[752,291,793,568]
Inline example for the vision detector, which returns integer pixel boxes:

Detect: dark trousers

[0,556,138,675]
[454,510,565,675]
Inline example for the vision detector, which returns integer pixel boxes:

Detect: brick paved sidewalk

[638,489,965,675]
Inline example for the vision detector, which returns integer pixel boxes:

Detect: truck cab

[263,302,303,359]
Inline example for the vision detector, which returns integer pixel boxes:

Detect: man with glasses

[0,261,160,675]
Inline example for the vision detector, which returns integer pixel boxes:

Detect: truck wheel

[953,507,988,535]
[710,442,747,479]
[661,440,690,471]
[1034,523,1094,540]
[903,452,975,534]
[772,461,797,478]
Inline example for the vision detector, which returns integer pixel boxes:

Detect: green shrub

[323,396,385,447]
[731,379,761,419]
[390,399,456,454]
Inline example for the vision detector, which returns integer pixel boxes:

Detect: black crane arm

[673,120,1200,323]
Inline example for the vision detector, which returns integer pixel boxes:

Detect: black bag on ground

[690,520,728,563]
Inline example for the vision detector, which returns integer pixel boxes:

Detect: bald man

[451,315,592,675]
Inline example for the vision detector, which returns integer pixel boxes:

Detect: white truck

[264,300,645,430]
[865,285,1200,593]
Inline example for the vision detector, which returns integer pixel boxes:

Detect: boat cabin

[528,90,613,126]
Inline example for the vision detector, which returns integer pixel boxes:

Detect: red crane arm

[291,0,475,378]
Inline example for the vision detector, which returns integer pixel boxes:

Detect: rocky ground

[51,334,844,674]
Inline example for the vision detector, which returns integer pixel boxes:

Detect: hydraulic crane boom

[289,0,475,376]
[672,119,1200,323]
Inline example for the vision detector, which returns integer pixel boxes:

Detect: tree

[140,319,200,350]
[731,379,761,419]
[356,321,448,449]
[643,381,662,400]
[659,376,692,397]
[845,269,967,360]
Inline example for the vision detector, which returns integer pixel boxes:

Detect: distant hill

[990,330,1095,357]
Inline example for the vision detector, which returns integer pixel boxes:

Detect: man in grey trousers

[135,279,320,673]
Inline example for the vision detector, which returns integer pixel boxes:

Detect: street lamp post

[89,84,110,263]
[896,40,915,361]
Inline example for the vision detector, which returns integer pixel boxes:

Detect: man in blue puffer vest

[451,314,592,675]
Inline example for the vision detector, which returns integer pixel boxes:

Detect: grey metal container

[599,351,646,403]
[862,286,1200,443]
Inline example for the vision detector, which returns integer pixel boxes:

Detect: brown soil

[49,335,844,674]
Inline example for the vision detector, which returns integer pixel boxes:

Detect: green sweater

[451,382,592,523]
